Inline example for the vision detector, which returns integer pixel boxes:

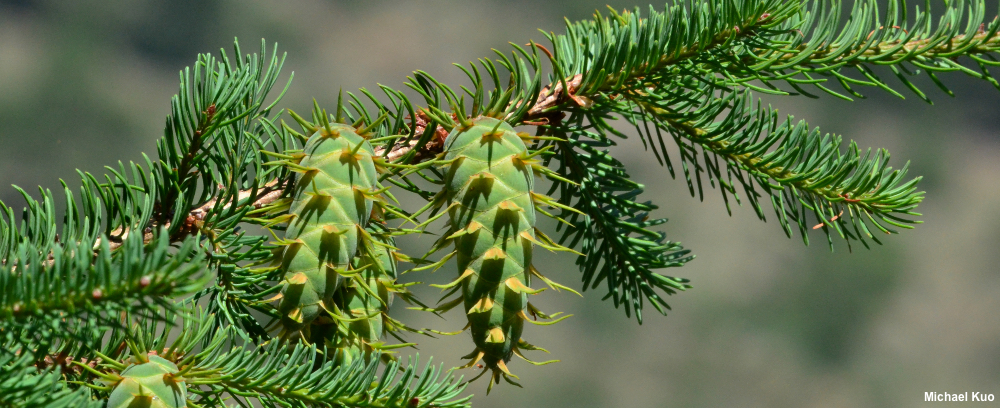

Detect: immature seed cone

[442,116,537,383]
[321,221,399,366]
[277,123,379,336]
[106,355,187,408]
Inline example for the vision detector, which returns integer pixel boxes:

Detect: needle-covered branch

[83,312,472,408]
[0,354,101,408]
[0,41,294,261]
[630,89,923,249]
[743,0,1000,101]
[3,0,998,403]
[303,0,952,321]
[183,337,471,408]
[0,230,209,351]
[154,40,290,237]
[542,115,694,323]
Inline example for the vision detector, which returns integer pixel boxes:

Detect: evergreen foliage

[2,0,999,406]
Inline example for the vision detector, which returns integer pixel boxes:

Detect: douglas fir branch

[2,0,999,407]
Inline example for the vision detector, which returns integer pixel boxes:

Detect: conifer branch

[184,339,471,408]
[0,354,100,408]
[0,230,209,350]
[102,179,286,251]
[630,89,923,249]
[153,40,290,240]
[542,115,694,322]
[4,1,999,403]
[314,0,991,320]
[743,0,1000,101]
[103,313,472,408]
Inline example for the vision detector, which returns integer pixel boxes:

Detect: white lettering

[924,391,995,401]
[941,393,961,401]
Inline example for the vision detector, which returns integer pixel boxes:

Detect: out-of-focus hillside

[2,1,999,407]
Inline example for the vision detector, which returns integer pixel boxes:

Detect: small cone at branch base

[316,221,416,366]
[106,355,187,408]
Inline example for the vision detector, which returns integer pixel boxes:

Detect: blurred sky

[2,1,1000,407]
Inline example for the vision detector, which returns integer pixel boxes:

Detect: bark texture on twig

[373,111,450,163]
[372,75,583,163]
[104,179,286,250]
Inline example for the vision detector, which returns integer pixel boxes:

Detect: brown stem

[34,352,100,377]
[104,179,286,251]
[158,103,217,229]
[372,110,449,163]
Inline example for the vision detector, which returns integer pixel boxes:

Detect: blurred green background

[2,1,999,407]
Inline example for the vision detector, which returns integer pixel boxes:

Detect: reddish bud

[92,289,103,300]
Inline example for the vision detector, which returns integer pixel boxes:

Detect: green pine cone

[322,221,399,366]
[442,116,537,383]
[106,355,187,408]
[277,123,379,336]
